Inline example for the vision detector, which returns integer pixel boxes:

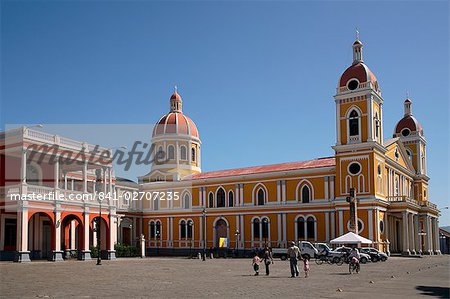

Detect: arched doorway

[215,219,228,248]
[28,212,54,260]
[61,214,84,259]
[120,218,132,246]
[90,216,109,257]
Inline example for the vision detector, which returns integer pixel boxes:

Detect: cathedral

[0,36,441,262]
[135,37,440,256]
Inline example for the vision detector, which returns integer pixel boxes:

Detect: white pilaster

[338,210,343,235]
[402,211,410,255]
[325,212,330,242]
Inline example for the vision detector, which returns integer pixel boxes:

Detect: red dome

[339,62,378,88]
[170,91,181,101]
[153,112,199,138]
[394,115,423,135]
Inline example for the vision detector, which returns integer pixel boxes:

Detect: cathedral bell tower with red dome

[333,35,385,200]
[140,88,201,183]
[393,97,429,201]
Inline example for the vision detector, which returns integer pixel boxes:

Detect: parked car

[271,241,319,260]
[332,246,371,264]
[361,247,388,262]
[314,242,333,256]
[299,241,319,260]
[272,248,289,260]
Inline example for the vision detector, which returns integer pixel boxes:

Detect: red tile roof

[184,157,335,181]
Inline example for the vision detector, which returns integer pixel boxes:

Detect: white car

[271,241,319,260]
[299,241,319,259]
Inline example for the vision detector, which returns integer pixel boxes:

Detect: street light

[156,230,161,256]
[95,169,103,266]
[234,229,240,257]
[202,208,206,261]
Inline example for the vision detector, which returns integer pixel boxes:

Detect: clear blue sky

[1,1,449,223]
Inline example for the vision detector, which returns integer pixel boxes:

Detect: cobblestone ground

[0,256,449,298]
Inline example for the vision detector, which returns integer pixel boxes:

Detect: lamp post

[156,230,160,256]
[202,208,206,261]
[235,229,240,257]
[95,169,103,266]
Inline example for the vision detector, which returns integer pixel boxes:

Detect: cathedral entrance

[215,219,227,248]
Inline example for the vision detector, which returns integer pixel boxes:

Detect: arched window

[217,188,225,208]
[306,216,316,240]
[349,110,360,136]
[156,221,161,237]
[154,196,160,211]
[261,218,269,240]
[257,189,265,206]
[191,148,196,162]
[180,146,187,160]
[253,218,260,239]
[168,145,175,160]
[301,185,310,203]
[208,193,214,208]
[150,221,155,239]
[228,191,234,207]
[184,193,190,209]
[180,220,186,239]
[187,220,193,239]
[26,164,41,185]
[374,112,380,139]
[297,217,305,239]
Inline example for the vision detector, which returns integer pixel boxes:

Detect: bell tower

[333,35,385,200]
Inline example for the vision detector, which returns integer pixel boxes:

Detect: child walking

[252,253,262,276]
[303,256,310,278]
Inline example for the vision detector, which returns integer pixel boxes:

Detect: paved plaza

[0,256,449,298]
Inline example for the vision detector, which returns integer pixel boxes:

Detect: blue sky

[1,1,449,223]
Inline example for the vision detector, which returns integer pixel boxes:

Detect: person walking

[263,245,274,276]
[287,241,300,277]
[252,253,262,276]
[303,256,310,278]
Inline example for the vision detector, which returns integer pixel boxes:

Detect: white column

[240,215,245,248]
[374,209,380,249]
[330,177,335,200]
[277,213,282,245]
[338,210,344,235]
[432,218,440,254]
[54,158,60,189]
[16,208,29,253]
[83,162,88,193]
[83,211,90,252]
[368,209,373,240]
[64,172,68,190]
[21,149,27,184]
[414,215,420,254]
[325,212,330,242]
[409,213,415,254]
[402,211,410,255]
[109,212,117,254]
[330,211,336,239]
[240,184,244,206]
[424,216,431,254]
[324,177,329,200]
[70,220,76,249]
[282,213,287,246]
[277,181,281,203]
[281,180,286,202]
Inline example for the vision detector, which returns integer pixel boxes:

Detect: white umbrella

[330,232,373,245]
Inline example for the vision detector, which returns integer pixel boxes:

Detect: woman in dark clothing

[263,245,274,275]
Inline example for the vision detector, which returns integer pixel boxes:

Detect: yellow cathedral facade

[133,37,441,256]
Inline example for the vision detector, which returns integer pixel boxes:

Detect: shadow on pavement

[416,286,450,298]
